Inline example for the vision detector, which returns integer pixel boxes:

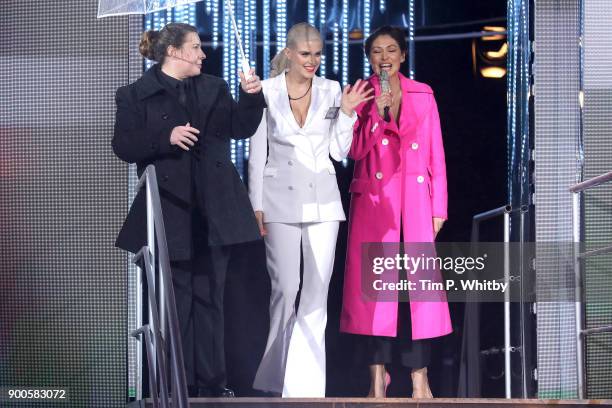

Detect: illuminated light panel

[480,66,507,79]
[379,0,385,13]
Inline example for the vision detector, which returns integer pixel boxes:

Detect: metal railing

[468,204,529,399]
[569,170,612,400]
[129,165,189,408]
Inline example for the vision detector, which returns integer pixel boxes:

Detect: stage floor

[137,397,612,407]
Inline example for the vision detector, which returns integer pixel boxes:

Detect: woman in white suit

[248,23,372,397]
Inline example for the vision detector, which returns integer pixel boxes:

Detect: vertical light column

[333,22,340,74]
[276,0,287,54]
[263,0,271,77]
[408,0,415,78]
[308,0,316,26]
[363,0,371,78]
[341,0,349,85]
[319,0,327,76]
[213,0,220,48]
[379,0,386,13]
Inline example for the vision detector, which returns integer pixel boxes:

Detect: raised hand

[340,79,374,116]
[239,69,262,94]
[170,122,200,151]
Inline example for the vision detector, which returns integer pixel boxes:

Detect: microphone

[380,70,390,122]
[167,54,202,68]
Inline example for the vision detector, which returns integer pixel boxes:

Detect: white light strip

[379,0,385,13]
[213,0,219,47]
[276,0,287,55]
[308,0,315,26]
[408,0,415,78]
[250,0,256,68]
[363,0,371,78]
[333,22,339,74]
[319,0,326,76]
[263,0,270,76]
[341,0,349,85]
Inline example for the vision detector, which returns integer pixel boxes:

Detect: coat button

[288,186,294,190]
[288,160,294,166]
[162,175,169,182]
[417,175,424,183]
[412,142,419,150]
[309,182,314,188]
[382,138,389,146]
[216,161,222,167]
[371,122,379,132]
[375,172,383,180]
[162,114,169,120]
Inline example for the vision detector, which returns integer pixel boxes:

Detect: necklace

[288,79,313,101]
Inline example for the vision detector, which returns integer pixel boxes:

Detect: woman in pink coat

[340,26,452,398]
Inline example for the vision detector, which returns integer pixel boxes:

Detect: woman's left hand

[433,217,445,238]
[239,69,262,94]
[340,79,374,116]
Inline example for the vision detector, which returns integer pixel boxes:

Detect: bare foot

[366,364,390,398]
[411,367,433,398]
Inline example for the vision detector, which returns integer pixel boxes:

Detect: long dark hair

[139,23,197,64]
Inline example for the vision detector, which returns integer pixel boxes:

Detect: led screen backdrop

[534,0,582,399]
[583,0,612,398]
[0,1,137,406]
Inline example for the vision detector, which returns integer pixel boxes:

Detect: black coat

[112,65,265,260]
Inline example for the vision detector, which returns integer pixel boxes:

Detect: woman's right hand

[255,211,267,236]
[375,92,393,119]
[170,122,200,151]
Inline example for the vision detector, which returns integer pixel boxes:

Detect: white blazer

[248,74,357,223]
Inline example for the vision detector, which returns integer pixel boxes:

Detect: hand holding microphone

[376,70,392,122]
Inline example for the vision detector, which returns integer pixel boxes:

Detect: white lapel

[302,75,326,129]
[266,74,300,133]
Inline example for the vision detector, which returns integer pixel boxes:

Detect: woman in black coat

[112,23,265,397]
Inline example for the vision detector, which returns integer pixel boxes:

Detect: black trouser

[354,301,432,369]
[171,210,231,390]
[354,227,431,369]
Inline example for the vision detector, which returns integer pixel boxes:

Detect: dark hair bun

[139,30,160,61]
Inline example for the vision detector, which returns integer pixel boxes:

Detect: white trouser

[254,221,339,397]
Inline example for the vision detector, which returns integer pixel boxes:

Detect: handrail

[577,243,612,259]
[570,170,612,399]
[469,204,518,399]
[133,248,170,408]
[134,165,189,408]
[569,171,612,193]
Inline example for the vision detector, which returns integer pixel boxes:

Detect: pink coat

[340,73,452,340]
